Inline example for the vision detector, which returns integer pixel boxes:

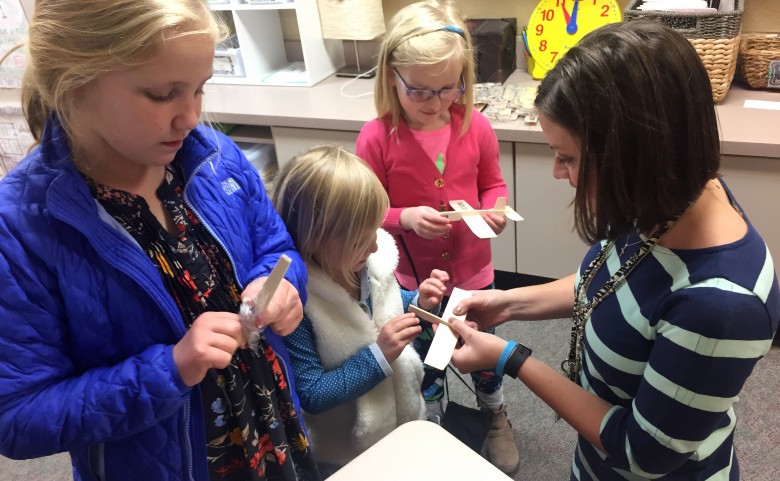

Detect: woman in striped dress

[446,21,780,481]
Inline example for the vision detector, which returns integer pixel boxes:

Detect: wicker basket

[739,34,780,89]
[624,0,744,103]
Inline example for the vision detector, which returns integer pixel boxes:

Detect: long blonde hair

[374,0,475,135]
[272,145,389,288]
[14,0,227,147]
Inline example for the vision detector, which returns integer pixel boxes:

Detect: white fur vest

[302,228,425,466]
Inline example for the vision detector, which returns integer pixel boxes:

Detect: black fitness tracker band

[503,343,532,378]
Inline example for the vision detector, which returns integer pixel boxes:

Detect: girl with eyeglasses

[355,1,519,474]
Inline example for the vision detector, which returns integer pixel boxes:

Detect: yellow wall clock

[527,0,622,80]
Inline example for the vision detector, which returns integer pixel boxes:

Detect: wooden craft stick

[239,254,292,351]
[408,305,452,328]
[440,209,490,218]
[248,254,292,316]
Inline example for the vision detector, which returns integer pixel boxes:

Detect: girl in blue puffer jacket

[0,1,319,480]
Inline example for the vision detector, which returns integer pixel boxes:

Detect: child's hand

[400,206,452,239]
[483,211,507,235]
[241,278,303,336]
[418,269,450,310]
[173,311,246,387]
[377,313,421,363]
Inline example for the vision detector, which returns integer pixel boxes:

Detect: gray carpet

[2,318,778,480]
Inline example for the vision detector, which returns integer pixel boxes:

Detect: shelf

[208,0,344,87]
[228,125,274,144]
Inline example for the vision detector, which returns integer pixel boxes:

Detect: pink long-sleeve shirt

[356,105,508,294]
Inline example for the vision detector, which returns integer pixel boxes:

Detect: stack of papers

[637,1,717,12]
[475,83,539,124]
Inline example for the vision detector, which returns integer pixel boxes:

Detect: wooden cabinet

[208,0,345,86]
[720,154,780,277]
[491,142,517,273]
[271,126,359,167]
[514,142,589,278]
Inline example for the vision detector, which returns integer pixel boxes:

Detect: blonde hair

[15,0,227,146]
[272,145,389,288]
[375,0,475,135]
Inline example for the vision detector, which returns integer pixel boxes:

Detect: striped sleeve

[599,280,777,478]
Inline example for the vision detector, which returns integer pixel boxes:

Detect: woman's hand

[400,206,452,239]
[452,289,513,330]
[377,313,421,364]
[241,278,303,336]
[448,318,508,373]
[418,269,450,310]
[173,312,246,387]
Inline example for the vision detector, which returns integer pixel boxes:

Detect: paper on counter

[423,287,471,370]
[744,99,780,111]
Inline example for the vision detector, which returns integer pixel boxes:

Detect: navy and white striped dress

[572,197,780,480]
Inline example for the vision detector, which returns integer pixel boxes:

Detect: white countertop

[203,70,780,159]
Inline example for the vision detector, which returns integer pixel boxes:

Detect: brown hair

[535,21,720,244]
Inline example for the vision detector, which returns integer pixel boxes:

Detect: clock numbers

[528,0,622,79]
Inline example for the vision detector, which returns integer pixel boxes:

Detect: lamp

[317,0,385,78]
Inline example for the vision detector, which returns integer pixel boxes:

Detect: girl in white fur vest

[272,145,449,476]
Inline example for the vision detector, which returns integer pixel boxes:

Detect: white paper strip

[744,99,780,111]
[423,288,471,370]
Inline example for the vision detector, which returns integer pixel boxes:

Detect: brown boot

[483,404,520,475]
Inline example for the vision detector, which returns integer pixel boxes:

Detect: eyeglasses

[393,69,465,103]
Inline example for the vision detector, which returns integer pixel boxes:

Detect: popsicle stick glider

[418,288,472,371]
[440,197,523,239]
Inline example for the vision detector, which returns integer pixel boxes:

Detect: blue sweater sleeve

[222,135,307,303]
[283,316,387,414]
[401,288,417,311]
[402,286,442,316]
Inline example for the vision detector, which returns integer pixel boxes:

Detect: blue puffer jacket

[0,118,308,481]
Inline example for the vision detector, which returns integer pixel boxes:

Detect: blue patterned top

[283,268,420,414]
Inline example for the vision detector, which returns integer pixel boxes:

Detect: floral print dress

[85,164,320,481]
